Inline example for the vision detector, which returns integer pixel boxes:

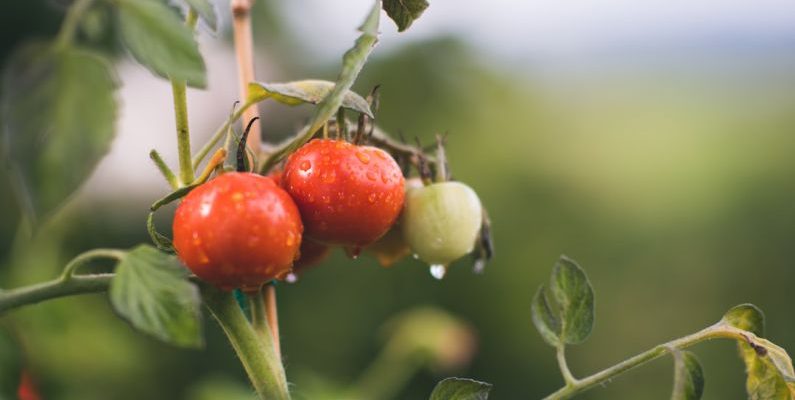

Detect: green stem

[149,150,179,189]
[172,9,200,185]
[542,324,748,400]
[54,0,95,49]
[556,345,577,386]
[0,274,113,314]
[201,284,290,400]
[247,288,271,344]
[0,248,123,314]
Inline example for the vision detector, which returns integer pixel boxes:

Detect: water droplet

[381,172,389,184]
[285,273,298,283]
[430,264,447,280]
[299,160,311,171]
[473,259,486,274]
[367,193,376,203]
[366,171,377,181]
[286,232,296,246]
[356,152,371,164]
[412,253,419,259]
[321,172,336,183]
[321,195,331,204]
[374,151,387,160]
[231,192,244,202]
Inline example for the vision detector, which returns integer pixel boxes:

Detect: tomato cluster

[172,135,487,289]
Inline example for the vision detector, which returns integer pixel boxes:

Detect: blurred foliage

[2,1,795,399]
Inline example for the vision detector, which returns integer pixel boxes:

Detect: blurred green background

[2,0,795,399]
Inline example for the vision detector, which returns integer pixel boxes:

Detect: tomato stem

[542,324,751,399]
[202,284,290,400]
[171,9,200,186]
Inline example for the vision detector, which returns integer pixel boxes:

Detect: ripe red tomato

[173,173,303,290]
[282,139,405,248]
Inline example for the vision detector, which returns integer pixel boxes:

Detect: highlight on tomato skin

[172,172,303,291]
[282,139,405,248]
[402,181,483,266]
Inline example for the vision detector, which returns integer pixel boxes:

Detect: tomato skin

[283,139,405,247]
[402,181,482,265]
[366,178,423,267]
[173,173,303,290]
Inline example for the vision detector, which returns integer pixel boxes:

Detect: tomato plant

[0,1,793,400]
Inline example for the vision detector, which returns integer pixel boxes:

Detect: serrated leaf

[260,1,380,172]
[117,0,206,87]
[722,303,765,337]
[2,42,117,223]
[531,285,560,346]
[248,80,373,117]
[109,245,203,348]
[383,0,429,32]
[549,256,594,345]
[184,0,217,31]
[429,378,491,400]
[671,350,704,400]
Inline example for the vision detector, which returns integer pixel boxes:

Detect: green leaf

[671,350,704,400]
[548,255,595,345]
[383,0,429,32]
[109,245,203,348]
[248,80,373,118]
[2,42,117,223]
[738,336,795,400]
[531,285,560,346]
[429,378,492,400]
[722,303,765,337]
[184,0,217,31]
[117,0,206,88]
[260,1,380,173]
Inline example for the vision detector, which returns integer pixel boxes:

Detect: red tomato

[173,173,303,290]
[282,139,405,248]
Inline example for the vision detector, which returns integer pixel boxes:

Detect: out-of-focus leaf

[722,303,765,337]
[548,255,594,345]
[109,245,203,348]
[429,377,491,400]
[248,80,373,117]
[383,0,428,32]
[531,285,560,346]
[117,0,206,87]
[2,42,117,223]
[671,350,704,400]
[184,0,217,31]
[260,1,380,173]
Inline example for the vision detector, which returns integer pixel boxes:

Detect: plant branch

[193,105,249,170]
[0,248,124,314]
[202,284,290,400]
[263,284,281,358]
[54,0,95,49]
[0,274,113,314]
[542,323,749,400]
[172,9,200,185]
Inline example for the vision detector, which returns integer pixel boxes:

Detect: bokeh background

[2,0,795,399]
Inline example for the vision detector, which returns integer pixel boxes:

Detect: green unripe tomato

[402,181,482,266]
